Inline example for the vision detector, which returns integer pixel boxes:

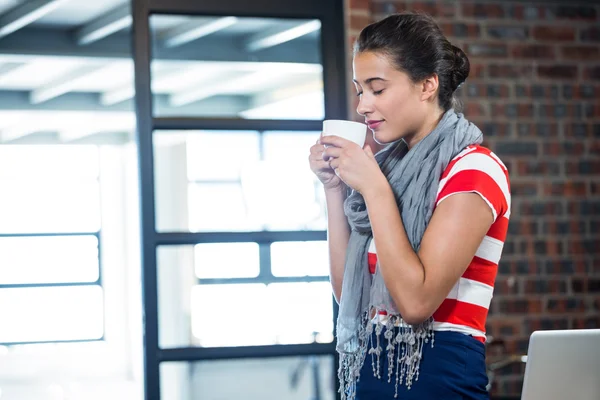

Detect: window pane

[186,132,260,181]
[150,15,324,120]
[188,183,260,232]
[0,236,99,284]
[271,241,329,277]
[195,243,259,279]
[0,286,104,343]
[266,282,334,344]
[0,181,101,233]
[154,131,326,232]
[158,246,334,348]
[0,145,99,179]
[191,283,333,347]
[191,284,269,347]
[161,356,336,400]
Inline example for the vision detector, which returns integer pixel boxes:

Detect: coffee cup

[322,119,367,148]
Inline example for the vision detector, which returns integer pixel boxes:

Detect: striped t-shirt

[367,145,511,342]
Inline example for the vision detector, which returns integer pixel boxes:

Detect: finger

[320,134,351,148]
[329,157,340,170]
[364,144,375,159]
[310,144,326,156]
[322,146,343,161]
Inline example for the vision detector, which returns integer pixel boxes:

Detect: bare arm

[324,187,350,303]
[363,180,494,324]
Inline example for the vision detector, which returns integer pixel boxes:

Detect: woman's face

[352,51,429,145]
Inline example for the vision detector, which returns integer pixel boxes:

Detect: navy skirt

[355,330,489,399]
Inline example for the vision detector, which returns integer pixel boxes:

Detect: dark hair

[354,12,469,111]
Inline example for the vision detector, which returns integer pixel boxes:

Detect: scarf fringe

[338,311,435,400]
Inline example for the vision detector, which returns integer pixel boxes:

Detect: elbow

[393,297,433,326]
[400,312,431,326]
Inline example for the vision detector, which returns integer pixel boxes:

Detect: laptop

[521,329,600,400]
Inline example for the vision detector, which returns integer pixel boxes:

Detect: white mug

[322,119,367,148]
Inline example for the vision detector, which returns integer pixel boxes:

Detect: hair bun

[451,45,470,92]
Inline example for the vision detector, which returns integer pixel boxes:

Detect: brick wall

[344,0,600,396]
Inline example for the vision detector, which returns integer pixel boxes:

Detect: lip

[366,120,383,130]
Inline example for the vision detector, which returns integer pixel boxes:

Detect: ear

[420,74,439,102]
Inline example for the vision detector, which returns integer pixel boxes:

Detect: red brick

[486,318,523,337]
[508,5,547,20]
[561,46,600,61]
[525,317,569,332]
[566,160,600,175]
[470,63,485,78]
[349,14,373,30]
[567,240,600,255]
[537,65,578,79]
[543,182,587,197]
[494,277,521,295]
[489,64,533,78]
[348,0,370,12]
[523,279,568,295]
[439,22,480,39]
[543,141,585,156]
[532,26,576,41]
[498,298,544,314]
[465,42,508,57]
[516,160,560,175]
[583,67,600,80]
[511,45,555,59]
[546,297,586,313]
[462,2,505,18]
[410,1,456,17]
[371,1,407,15]
[572,316,600,329]
[463,102,487,117]
[510,182,538,196]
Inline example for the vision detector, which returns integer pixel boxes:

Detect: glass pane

[154,131,326,232]
[192,283,333,346]
[195,243,259,279]
[0,236,99,284]
[0,286,104,343]
[161,356,336,400]
[0,145,99,179]
[0,181,101,233]
[271,241,329,277]
[157,246,334,348]
[191,284,269,347]
[187,132,260,181]
[150,15,324,120]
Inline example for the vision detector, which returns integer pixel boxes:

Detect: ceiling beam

[244,20,321,52]
[0,61,25,78]
[169,70,273,107]
[0,28,320,64]
[0,90,252,116]
[162,16,238,48]
[73,5,132,46]
[30,64,106,104]
[0,0,69,39]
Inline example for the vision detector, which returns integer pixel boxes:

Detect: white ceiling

[0,0,325,143]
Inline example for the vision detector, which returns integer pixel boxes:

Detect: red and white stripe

[369,145,511,342]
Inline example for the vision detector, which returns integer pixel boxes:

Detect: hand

[319,135,385,195]
[308,135,346,192]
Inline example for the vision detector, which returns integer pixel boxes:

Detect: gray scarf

[336,109,483,399]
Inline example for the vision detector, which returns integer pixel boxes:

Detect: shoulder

[437,145,511,221]
[442,145,509,181]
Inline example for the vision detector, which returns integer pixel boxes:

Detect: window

[0,145,103,345]
[155,130,334,349]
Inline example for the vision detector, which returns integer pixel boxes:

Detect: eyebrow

[353,77,388,85]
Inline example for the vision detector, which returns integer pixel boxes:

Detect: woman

[308,12,510,400]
